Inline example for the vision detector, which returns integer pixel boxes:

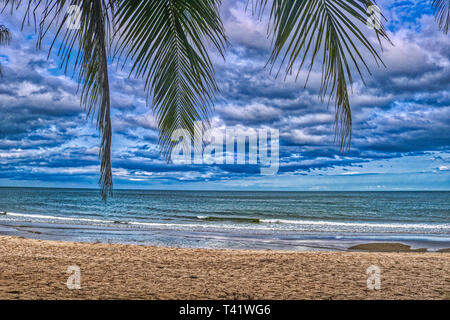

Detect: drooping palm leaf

[256,0,390,150]
[0,24,11,76]
[114,0,227,159]
[433,0,450,34]
[66,0,114,200]
[3,0,115,200]
[0,24,10,44]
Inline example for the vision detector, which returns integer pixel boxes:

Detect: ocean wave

[2,211,450,234]
[1,212,254,230]
[260,219,450,230]
[194,215,450,231]
[5,212,114,224]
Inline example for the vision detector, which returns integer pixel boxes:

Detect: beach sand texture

[0,236,449,300]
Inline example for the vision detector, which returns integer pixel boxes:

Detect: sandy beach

[0,236,449,300]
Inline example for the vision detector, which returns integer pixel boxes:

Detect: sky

[0,0,449,191]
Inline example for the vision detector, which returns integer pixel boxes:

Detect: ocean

[0,187,449,251]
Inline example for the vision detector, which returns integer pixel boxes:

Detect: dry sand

[0,236,449,300]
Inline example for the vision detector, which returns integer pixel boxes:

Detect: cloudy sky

[0,0,449,191]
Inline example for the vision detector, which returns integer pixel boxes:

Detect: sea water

[0,187,449,251]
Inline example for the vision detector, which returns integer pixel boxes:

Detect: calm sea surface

[0,188,449,250]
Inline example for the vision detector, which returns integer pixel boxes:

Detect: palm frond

[114,0,227,159]
[432,0,449,34]
[256,0,390,150]
[0,24,11,76]
[3,0,115,200]
[0,24,10,44]
[69,0,114,200]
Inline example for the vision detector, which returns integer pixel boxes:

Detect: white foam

[2,211,449,234]
[2,212,256,231]
[6,212,113,224]
[260,219,450,230]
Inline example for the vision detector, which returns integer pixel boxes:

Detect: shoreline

[1,235,449,299]
[1,217,450,252]
[5,230,450,253]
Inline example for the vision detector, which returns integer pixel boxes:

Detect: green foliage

[114,0,227,159]
[255,0,390,150]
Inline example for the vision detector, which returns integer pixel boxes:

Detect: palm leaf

[0,24,10,44]
[3,0,115,200]
[114,0,227,159]
[68,0,114,200]
[54,0,115,200]
[256,0,390,150]
[432,0,449,34]
[0,24,11,76]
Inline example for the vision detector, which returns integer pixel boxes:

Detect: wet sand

[348,243,429,252]
[0,236,449,299]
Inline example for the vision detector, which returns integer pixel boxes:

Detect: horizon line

[0,186,449,192]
